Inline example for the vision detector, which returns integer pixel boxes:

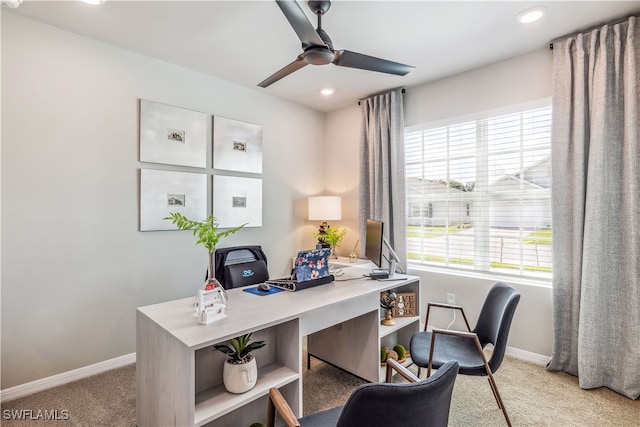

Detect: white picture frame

[140,99,208,168]
[213,175,262,228]
[213,116,263,173]
[140,169,207,231]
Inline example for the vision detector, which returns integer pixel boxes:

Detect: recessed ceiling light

[516,6,546,24]
[82,0,105,5]
[320,88,335,96]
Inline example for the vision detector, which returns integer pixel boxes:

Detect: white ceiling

[7,1,640,112]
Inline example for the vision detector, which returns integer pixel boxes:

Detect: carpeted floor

[2,354,638,426]
[303,355,640,427]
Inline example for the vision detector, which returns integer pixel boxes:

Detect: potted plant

[164,212,246,289]
[313,225,347,258]
[214,333,266,394]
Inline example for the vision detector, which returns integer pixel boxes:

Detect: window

[405,105,552,280]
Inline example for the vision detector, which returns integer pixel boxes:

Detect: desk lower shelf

[378,316,420,381]
[379,316,420,338]
[194,363,298,426]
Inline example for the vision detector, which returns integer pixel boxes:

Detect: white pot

[222,357,257,394]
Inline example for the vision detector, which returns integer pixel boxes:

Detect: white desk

[136,267,420,426]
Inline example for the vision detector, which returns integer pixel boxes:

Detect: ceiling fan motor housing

[308,0,331,16]
[303,47,335,65]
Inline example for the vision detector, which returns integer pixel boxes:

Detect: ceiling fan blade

[258,57,308,88]
[333,50,414,76]
[276,0,325,48]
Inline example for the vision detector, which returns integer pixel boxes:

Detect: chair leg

[487,377,502,409]
[486,372,511,427]
[471,337,512,427]
[267,392,276,427]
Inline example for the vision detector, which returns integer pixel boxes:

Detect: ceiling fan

[258,0,415,88]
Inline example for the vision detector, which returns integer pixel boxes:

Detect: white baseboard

[0,353,136,403]
[506,346,550,366]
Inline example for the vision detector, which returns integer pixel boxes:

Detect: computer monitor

[365,218,401,277]
[365,219,384,268]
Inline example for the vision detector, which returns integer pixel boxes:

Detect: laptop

[267,248,334,291]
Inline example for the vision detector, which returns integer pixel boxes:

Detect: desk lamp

[308,196,342,248]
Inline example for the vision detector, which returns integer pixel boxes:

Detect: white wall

[404,48,553,127]
[1,13,325,389]
[326,48,555,358]
[324,104,361,257]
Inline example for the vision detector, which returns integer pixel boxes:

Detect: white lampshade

[308,196,342,221]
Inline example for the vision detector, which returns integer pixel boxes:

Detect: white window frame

[404,100,552,283]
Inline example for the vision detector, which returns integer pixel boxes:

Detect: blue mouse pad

[243,286,285,296]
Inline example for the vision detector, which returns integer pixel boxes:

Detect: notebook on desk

[266,248,334,291]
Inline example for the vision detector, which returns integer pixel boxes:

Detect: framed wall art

[213,116,263,173]
[213,175,262,228]
[140,169,207,231]
[139,99,208,168]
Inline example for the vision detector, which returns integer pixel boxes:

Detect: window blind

[405,106,552,280]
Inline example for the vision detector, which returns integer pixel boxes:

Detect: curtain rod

[358,88,405,105]
[549,14,638,51]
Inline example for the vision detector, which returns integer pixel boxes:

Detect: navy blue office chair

[410,282,520,427]
[267,359,459,427]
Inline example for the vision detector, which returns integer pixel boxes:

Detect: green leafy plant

[213,333,266,365]
[313,225,347,249]
[164,212,246,253]
[164,212,247,282]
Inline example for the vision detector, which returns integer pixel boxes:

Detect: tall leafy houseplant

[313,225,347,258]
[164,213,246,287]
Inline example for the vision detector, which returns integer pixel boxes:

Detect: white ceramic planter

[223,357,257,394]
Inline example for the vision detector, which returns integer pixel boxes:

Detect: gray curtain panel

[547,16,640,400]
[359,88,407,272]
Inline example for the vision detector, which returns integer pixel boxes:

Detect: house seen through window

[405,104,552,281]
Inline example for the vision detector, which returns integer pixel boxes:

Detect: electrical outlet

[447,293,455,305]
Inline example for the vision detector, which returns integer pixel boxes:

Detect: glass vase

[330,246,339,259]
